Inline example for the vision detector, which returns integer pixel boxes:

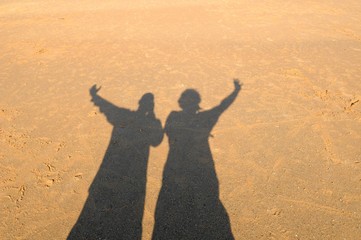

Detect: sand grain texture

[1,0,361,239]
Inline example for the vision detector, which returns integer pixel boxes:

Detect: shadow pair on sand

[67,80,242,240]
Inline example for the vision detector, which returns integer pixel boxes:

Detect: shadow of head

[178,89,201,113]
[138,93,154,113]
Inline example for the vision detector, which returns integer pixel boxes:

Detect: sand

[1,0,361,239]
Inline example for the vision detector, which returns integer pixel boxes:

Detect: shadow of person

[68,85,164,240]
[152,80,242,240]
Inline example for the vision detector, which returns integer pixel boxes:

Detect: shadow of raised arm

[202,79,242,127]
[212,79,241,114]
[90,84,130,126]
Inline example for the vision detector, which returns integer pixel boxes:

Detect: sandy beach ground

[1,0,361,239]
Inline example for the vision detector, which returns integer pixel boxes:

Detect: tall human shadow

[68,85,164,240]
[152,80,242,240]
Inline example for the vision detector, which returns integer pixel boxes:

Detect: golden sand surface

[1,0,361,239]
